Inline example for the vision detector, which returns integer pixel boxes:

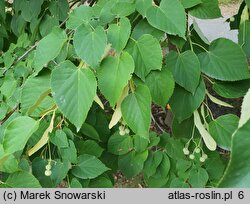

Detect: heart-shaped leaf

[121,85,151,137]
[73,25,107,68]
[146,0,186,38]
[97,52,134,107]
[126,34,162,80]
[199,38,250,81]
[166,50,201,94]
[51,61,97,130]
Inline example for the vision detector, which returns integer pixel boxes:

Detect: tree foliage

[0,0,250,188]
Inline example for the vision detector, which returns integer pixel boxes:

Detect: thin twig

[14,43,38,64]
[151,113,165,133]
[0,104,19,125]
[59,17,69,28]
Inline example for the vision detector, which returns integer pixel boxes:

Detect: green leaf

[89,176,113,188]
[118,150,148,178]
[60,140,78,164]
[49,0,69,21]
[21,71,51,114]
[126,34,162,80]
[3,116,39,154]
[144,153,171,187]
[146,0,186,38]
[156,153,171,178]
[0,76,17,99]
[176,159,192,174]
[163,136,184,160]
[180,0,202,8]
[6,171,41,188]
[39,15,59,37]
[166,51,201,94]
[51,61,97,130]
[73,25,107,68]
[107,17,131,53]
[199,38,250,81]
[135,0,152,16]
[131,19,164,41]
[77,140,104,157]
[72,154,109,179]
[19,158,30,172]
[111,0,135,17]
[97,52,134,107]
[70,178,82,188]
[149,132,160,147]
[0,154,19,173]
[20,0,43,22]
[246,0,250,7]
[189,167,209,187]
[170,178,189,188]
[169,79,206,122]
[108,132,133,155]
[189,0,222,19]
[92,0,116,25]
[34,27,67,73]
[49,160,71,186]
[145,69,175,107]
[145,174,168,187]
[50,129,69,148]
[192,20,210,44]
[0,0,5,21]
[209,114,239,150]
[133,135,148,152]
[66,5,94,30]
[32,158,71,188]
[204,152,226,181]
[172,117,194,138]
[218,119,250,187]
[121,85,151,137]
[144,151,163,177]
[80,123,100,141]
[213,80,250,99]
